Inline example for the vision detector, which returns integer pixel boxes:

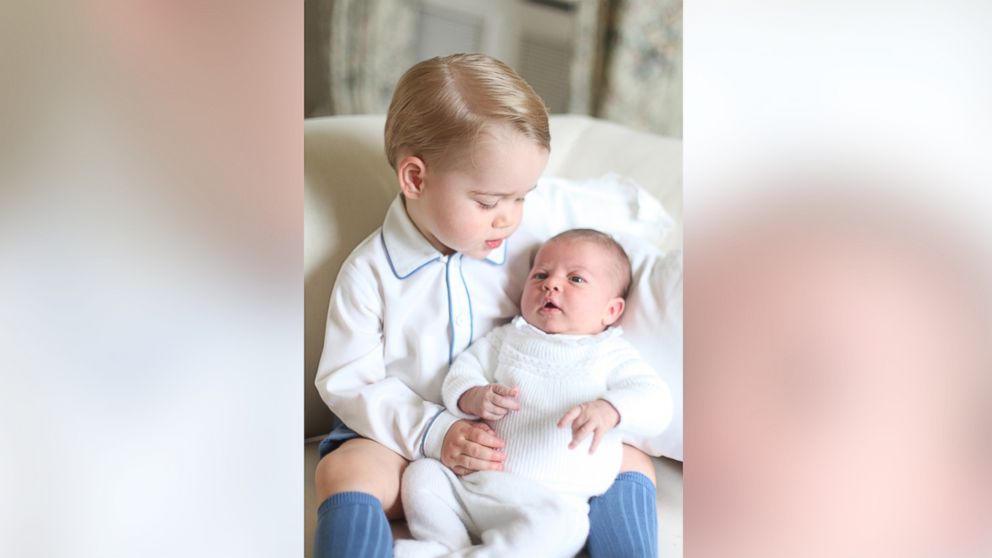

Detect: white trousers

[395,458,590,558]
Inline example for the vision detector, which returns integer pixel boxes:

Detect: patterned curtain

[308,0,682,136]
[572,0,683,137]
[569,0,611,116]
[325,0,418,115]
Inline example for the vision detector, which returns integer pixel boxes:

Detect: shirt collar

[380,196,507,279]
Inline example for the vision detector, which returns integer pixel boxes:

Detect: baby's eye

[532,272,548,280]
[476,200,497,210]
[568,275,585,284]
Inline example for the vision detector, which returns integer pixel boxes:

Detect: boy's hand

[557,399,620,454]
[440,420,507,476]
[458,384,521,421]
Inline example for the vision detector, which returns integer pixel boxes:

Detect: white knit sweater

[442,316,671,498]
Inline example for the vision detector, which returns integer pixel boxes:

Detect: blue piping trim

[380,230,440,280]
[444,257,455,365]
[420,408,446,458]
[458,256,474,344]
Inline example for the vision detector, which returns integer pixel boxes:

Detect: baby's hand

[557,399,620,454]
[458,384,521,421]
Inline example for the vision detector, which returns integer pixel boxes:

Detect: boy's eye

[569,275,585,284]
[533,272,548,280]
[476,200,497,210]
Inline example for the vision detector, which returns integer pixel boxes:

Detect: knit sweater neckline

[509,316,623,348]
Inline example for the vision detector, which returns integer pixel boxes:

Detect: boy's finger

[463,442,505,461]
[467,424,506,449]
[558,407,580,428]
[458,454,504,473]
[475,422,497,435]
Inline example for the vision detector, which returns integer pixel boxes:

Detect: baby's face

[520,239,625,335]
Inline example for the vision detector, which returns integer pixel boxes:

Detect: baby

[397,228,671,557]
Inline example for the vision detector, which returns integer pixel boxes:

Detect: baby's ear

[602,297,626,327]
[397,155,426,199]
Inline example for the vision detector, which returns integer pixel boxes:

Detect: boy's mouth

[540,300,562,313]
[485,239,503,249]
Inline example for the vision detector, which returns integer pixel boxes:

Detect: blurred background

[305,0,682,137]
[4,1,989,556]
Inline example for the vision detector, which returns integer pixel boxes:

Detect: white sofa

[304,114,683,557]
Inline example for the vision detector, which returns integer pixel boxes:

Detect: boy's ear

[397,155,427,199]
[602,297,626,327]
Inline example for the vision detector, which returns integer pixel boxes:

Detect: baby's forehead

[535,238,618,269]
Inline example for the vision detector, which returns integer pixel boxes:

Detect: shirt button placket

[447,254,472,359]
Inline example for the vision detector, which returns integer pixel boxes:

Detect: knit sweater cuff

[421,410,461,460]
[442,376,491,420]
[603,387,671,438]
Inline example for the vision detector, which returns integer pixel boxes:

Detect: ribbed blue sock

[587,472,658,558]
[313,492,392,558]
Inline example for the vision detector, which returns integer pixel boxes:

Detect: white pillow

[527,173,675,247]
[619,246,683,461]
[522,175,684,461]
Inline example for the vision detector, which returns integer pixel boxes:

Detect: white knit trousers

[395,458,590,558]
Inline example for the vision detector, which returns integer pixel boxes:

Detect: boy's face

[520,238,625,335]
[407,126,548,259]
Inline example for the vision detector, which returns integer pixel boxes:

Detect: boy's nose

[492,206,518,229]
[493,213,512,229]
[542,280,561,292]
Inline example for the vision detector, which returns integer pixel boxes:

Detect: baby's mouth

[541,300,562,312]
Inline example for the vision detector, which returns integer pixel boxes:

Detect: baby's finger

[490,392,520,412]
[569,418,596,449]
[481,407,506,422]
[589,427,605,454]
[490,384,517,397]
[557,406,581,428]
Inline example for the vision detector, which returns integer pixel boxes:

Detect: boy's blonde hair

[384,53,550,171]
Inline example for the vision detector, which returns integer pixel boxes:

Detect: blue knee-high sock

[587,472,658,558]
[313,492,392,558]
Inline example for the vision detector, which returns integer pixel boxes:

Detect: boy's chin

[461,247,493,259]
